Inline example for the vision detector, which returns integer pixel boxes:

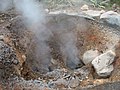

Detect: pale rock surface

[81,4,89,11]
[83,49,99,64]
[100,11,120,27]
[82,10,105,17]
[92,50,116,77]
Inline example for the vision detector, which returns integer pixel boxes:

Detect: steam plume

[14,0,52,72]
[60,32,81,69]
[0,0,13,12]
[8,0,82,71]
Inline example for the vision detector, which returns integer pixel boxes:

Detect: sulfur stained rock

[92,50,116,77]
[0,35,4,41]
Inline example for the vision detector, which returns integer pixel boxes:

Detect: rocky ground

[0,0,120,90]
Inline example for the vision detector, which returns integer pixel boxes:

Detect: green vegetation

[89,0,120,9]
[110,0,120,6]
[42,0,120,10]
[42,0,73,9]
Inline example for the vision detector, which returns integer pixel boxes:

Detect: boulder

[92,50,116,77]
[100,11,120,27]
[83,49,99,65]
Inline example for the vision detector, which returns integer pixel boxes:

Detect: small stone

[45,69,67,80]
[0,35,4,41]
[45,9,49,13]
[68,77,80,88]
[54,78,68,87]
[22,55,26,62]
[3,37,10,44]
[81,4,89,11]
[51,58,57,65]
[92,50,116,77]
[12,59,19,65]
[14,84,22,90]
[74,65,91,80]
[83,49,99,64]
[112,4,117,9]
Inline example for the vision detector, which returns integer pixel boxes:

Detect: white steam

[1,0,83,71]
[14,0,52,72]
[50,16,84,69]
[0,0,13,12]
[14,0,45,25]
[60,32,81,69]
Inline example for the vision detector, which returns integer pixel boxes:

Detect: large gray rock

[92,50,116,77]
[100,11,120,27]
[82,49,99,65]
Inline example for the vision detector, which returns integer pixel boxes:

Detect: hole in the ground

[7,14,120,80]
